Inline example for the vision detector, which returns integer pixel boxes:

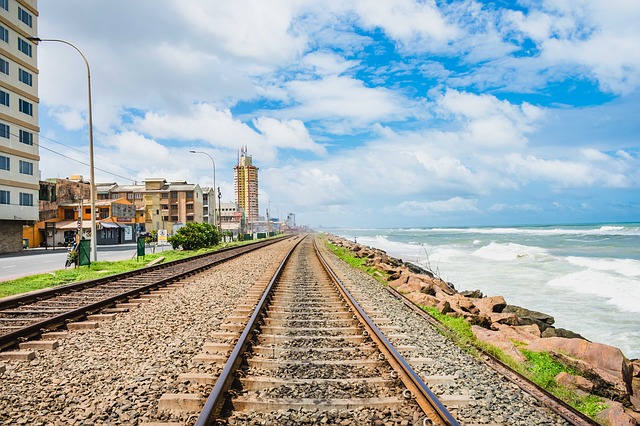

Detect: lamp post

[29,37,97,262]
[189,151,220,234]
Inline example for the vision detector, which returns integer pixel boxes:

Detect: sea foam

[473,242,551,262]
[547,270,640,313]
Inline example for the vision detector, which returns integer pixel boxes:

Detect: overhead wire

[2,128,137,183]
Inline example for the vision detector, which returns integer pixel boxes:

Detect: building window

[19,129,32,145]
[19,160,33,175]
[186,191,193,199]
[0,123,9,139]
[19,192,33,206]
[161,193,168,198]
[171,216,178,221]
[186,216,194,221]
[127,193,134,199]
[18,7,32,27]
[0,90,9,107]
[85,208,91,215]
[0,0,8,11]
[161,204,168,210]
[0,155,9,171]
[19,69,32,86]
[19,99,33,116]
[171,192,178,199]
[0,189,9,204]
[0,25,7,43]
[0,58,8,75]
[17,38,32,57]
[162,216,168,221]
[112,193,119,199]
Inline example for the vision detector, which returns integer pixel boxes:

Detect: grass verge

[0,239,261,299]
[323,236,608,419]
[324,240,390,283]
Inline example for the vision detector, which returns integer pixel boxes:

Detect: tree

[168,222,219,250]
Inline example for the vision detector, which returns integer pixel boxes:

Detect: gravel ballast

[0,240,293,425]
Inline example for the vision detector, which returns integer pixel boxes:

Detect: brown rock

[633,360,640,377]
[595,401,638,426]
[406,293,440,309]
[471,325,526,362]
[489,312,520,326]
[466,315,492,328]
[388,275,408,288]
[555,372,594,393]
[491,323,540,345]
[473,296,507,315]
[527,337,633,398]
[437,300,453,315]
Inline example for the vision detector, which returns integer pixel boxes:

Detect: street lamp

[29,37,98,262]
[189,151,220,234]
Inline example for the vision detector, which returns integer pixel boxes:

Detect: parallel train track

[0,236,290,351]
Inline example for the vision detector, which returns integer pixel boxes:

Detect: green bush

[168,222,220,250]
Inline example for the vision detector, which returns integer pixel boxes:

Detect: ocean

[329,223,640,359]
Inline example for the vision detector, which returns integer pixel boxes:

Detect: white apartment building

[0,0,39,253]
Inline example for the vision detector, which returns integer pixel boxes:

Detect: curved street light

[189,151,220,234]
[28,37,97,262]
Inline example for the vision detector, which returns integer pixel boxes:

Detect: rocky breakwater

[327,234,640,425]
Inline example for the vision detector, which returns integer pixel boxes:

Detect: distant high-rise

[0,0,40,253]
[234,147,258,225]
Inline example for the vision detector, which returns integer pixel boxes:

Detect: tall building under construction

[233,147,258,225]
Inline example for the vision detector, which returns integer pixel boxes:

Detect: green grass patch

[0,246,223,299]
[324,240,390,283]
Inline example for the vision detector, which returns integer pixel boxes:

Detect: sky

[34,0,640,228]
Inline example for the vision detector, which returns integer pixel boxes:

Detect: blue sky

[35,0,639,227]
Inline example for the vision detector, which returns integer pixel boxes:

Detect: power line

[2,129,137,182]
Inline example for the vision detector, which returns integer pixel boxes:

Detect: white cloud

[354,0,459,51]
[49,107,85,131]
[253,117,326,155]
[396,197,479,216]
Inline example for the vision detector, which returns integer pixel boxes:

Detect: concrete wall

[0,220,24,253]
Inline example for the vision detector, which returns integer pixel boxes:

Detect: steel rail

[382,283,601,426]
[314,239,460,426]
[0,236,292,350]
[194,235,305,425]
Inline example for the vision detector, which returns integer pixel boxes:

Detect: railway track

[194,234,458,425]
[0,236,291,352]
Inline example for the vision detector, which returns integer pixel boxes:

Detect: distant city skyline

[34,1,639,228]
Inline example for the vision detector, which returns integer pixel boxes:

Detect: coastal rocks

[526,338,633,399]
[326,233,635,410]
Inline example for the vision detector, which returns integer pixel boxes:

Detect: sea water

[329,223,640,359]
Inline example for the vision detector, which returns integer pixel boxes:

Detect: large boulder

[491,323,540,345]
[596,401,638,426]
[471,325,526,362]
[406,292,440,309]
[527,337,633,399]
[503,305,555,331]
[473,296,507,316]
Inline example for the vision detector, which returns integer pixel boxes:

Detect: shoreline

[324,233,640,423]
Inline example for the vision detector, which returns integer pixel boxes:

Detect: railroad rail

[195,234,459,425]
[0,235,292,351]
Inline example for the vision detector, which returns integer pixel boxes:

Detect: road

[0,243,165,282]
